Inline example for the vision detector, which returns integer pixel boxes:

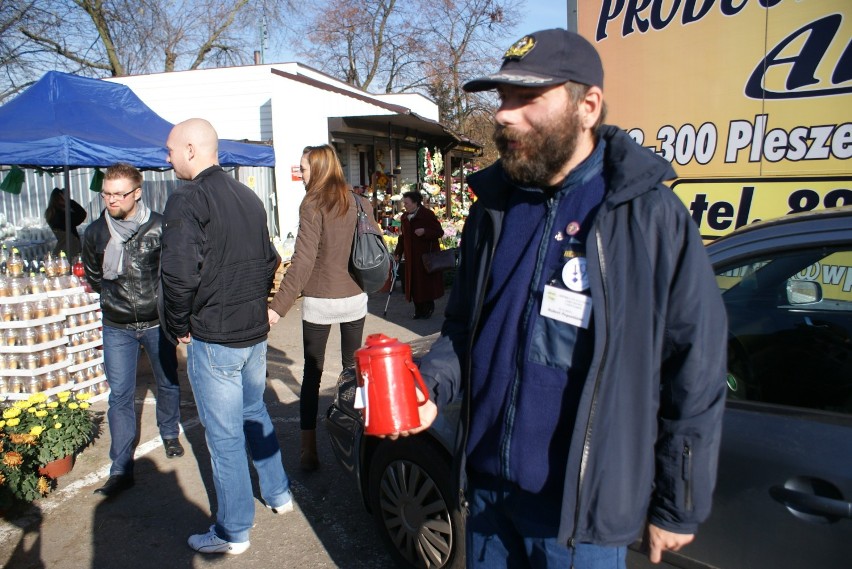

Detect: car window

[717,247,852,415]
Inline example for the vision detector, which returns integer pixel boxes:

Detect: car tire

[367,437,465,569]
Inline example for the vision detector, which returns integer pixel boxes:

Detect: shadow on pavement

[90,456,207,569]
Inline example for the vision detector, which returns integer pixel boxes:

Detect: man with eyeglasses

[81,162,184,499]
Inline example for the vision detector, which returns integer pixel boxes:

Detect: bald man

[161,118,291,555]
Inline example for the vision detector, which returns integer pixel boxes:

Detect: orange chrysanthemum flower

[9,433,37,446]
[3,451,24,468]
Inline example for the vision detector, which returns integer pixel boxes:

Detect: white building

[106,63,479,238]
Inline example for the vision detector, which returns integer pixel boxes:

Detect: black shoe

[164,438,185,458]
[422,306,434,319]
[94,474,134,497]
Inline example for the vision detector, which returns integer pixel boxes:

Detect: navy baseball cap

[463,29,603,92]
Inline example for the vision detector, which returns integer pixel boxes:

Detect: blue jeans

[466,474,626,569]
[103,324,181,476]
[186,337,291,543]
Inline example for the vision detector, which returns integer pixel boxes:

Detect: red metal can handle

[404,358,430,406]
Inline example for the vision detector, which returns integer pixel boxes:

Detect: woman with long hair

[268,144,374,471]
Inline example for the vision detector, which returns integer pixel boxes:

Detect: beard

[107,203,135,220]
[493,101,581,187]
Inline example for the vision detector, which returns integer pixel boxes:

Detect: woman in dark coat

[393,190,444,319]
[45,187,87,257]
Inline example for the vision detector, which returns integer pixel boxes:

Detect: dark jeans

[466,473,626,568]
[103,325,180,475]
[301,317,365,430]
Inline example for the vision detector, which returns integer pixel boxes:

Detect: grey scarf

[102,201,151,281]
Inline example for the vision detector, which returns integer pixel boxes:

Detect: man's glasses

[100,188,138,201]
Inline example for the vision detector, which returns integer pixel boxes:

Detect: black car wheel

[368,437,464,569]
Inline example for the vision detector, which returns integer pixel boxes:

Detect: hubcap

[378,459,453,568]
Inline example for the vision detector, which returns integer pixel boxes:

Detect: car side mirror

[786,280,822,305]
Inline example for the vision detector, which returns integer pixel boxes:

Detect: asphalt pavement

[0,280,449,569]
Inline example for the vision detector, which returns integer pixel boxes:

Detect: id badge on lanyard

[540,221,592,329]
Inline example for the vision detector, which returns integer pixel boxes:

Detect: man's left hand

[645,524,694,563]
[178,334,191,344]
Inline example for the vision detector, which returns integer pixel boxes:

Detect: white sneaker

[187,525,250,554]
[267,493,294,515]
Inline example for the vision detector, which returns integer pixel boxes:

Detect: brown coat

[393,206,444,303]
[269,192,372,316]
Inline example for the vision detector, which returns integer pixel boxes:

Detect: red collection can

[354,334,429,436]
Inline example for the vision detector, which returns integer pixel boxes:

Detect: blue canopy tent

[0,70,275,251]
[0,70,274,168]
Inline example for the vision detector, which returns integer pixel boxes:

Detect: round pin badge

[562,257,589,292]
[566,221,580,236]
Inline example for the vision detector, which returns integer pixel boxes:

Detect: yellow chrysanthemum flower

[3,408,21,419]
[30,393,47,404]
[0,420,5,429]
[59,397,69,404]
[54,423,62,429]
[68,403,79,410]
[37,476,51,495]
[27,407,37,413]
[76,392,92,401]
[58,391,71,399]
[79,402,90,410]
[35,410,48,418]
[6,418,20,427]
[38,403,47,409]
[47,402,59,409]
[29,426,45,436]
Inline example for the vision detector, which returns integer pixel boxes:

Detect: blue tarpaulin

[0,71,275,169]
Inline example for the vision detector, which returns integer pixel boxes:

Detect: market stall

[0,71,276,403]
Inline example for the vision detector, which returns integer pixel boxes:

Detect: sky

[510,0,570,37]
[266,1,570,65]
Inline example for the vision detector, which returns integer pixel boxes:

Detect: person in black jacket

[161,118,289,556]
[390,30,728,568]
[45,187,87,257]
[82,163,183,499]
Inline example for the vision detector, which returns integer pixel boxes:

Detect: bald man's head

[166,118,220,180]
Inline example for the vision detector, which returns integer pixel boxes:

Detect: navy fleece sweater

[467,142,605,497]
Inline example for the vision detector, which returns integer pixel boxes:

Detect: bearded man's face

[493,84,581,187]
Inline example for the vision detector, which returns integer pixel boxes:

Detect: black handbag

[422,247,457,274]
[350,194,390,293]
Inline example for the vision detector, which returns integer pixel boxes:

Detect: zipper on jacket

[682,443,693,512]
[568,537,577,569]
[570,226,609,544]
[500,194,559,478]
[127,235,140,324]
[458,209,500,506]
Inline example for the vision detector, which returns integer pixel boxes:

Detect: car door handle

[770,486,852,519]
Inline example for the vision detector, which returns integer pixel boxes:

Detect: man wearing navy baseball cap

[397,29,728,568]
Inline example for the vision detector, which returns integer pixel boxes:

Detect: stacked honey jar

[0,248,107,402]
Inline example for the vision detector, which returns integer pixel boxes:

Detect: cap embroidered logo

[504,36,536,60]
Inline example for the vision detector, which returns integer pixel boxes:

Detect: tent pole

[64,166,72,257]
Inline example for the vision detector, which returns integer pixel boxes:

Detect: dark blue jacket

[419,125,728,546]
[160,165,280,347]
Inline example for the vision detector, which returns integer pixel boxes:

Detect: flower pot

[38,455,74,478]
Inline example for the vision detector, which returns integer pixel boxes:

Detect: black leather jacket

[81,211,164,328]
